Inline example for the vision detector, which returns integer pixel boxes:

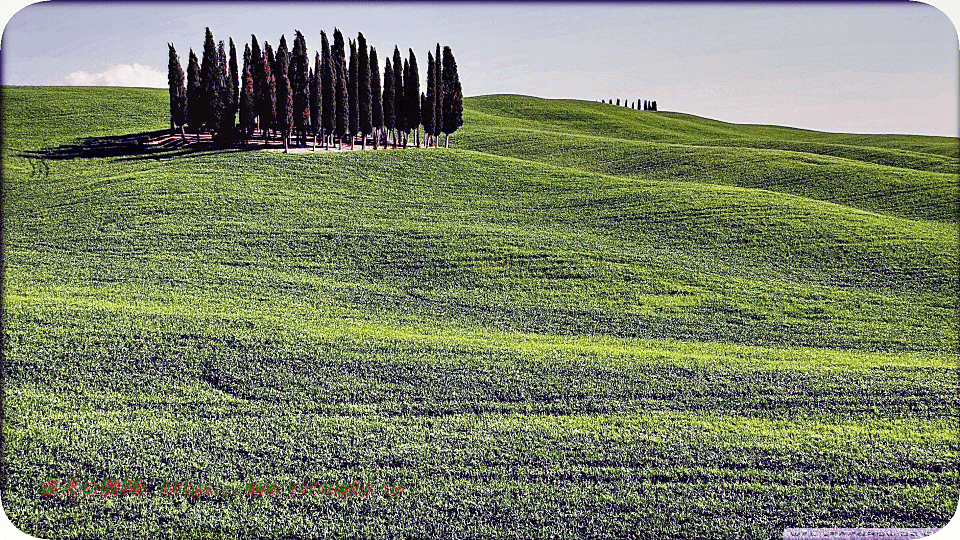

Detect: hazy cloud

[64,63,165,88]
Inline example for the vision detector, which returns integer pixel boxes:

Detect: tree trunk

[374,129,379,150]
[445,133,449,148]
[283,131,289,153]
[362,133,366,150]
[180,125,186,140]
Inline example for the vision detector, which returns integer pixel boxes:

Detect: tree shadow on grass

[20,129,268,163]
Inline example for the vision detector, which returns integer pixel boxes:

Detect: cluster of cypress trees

[167,28,464,152]
[602,98,657,111]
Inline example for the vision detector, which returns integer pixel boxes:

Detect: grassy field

[2,87,957,539]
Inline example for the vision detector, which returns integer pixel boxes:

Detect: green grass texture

[3,87,958,539]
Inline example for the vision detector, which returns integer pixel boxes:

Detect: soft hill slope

[466,94,959,167]
[2,87,957,540]
[459,95,959,222]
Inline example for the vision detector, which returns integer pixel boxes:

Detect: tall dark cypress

[186,49,202,140]
[262,42,276,139]
[250,36,264,132]
[433,43,442,144]
[319,31,335,148]
[420,92,426,148]
[406,49,420,147]
[369,47,382,149]
[434,50,443,145]
[310,52,321,149]
[291,31,310,146]
[392,47,403,145]
[215,40,230,136]
[275,36,293,151]
[652,100,657,111]
[348,38,358,148]
[240,47,255,141]
[167,44,187,138]
[200,28,219,131]
[400,58,409,146]
[423,51,436,148]
[440,45,463,147]
[382,58,395,147]
[357,33,371,149]
[229,38,239,125]
[333,29,348,146]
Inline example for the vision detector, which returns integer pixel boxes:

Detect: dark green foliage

[434,43,442,140]
[333,29,348,140]
[348,38,358,144]
[357,33,372,142]
[652,100,658,111]
[406,49,420,144]
[400,58,410,139]
[250,36,264,131]
[440,45,463,143]
[239,47,255,138]
[199,28,220,130]
[167,44,187,133]
[393,47,403,138]
[370,47,382,132]
[320,31,335,142]
[275,36,294,148]
[261,42,276,136]
[382,58,395,135]
[310,53,320,140]
[228,38,239,123]
[423,51,436,144]
[290,31,310,146]
[215,40,230,135]
[186,49,202,134]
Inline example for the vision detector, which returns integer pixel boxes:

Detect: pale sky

[1,1,958,136]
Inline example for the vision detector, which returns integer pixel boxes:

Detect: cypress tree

[275,36,293,152]
[240,48,255,142]
[262,42,276,140]
[186,49,202,140]
[320,31,335,148]
[348,38,358,149]
[291,31,309,146]
[167,43,187,138]
[400,58,410,147]
[433,43,442,147]
[333,29,348,147]
[215,40,229,138]
[392,47,403,145]
[440,46,463,148]
[370,47,382,149]
[652,101,657,111]
[423,51,436,148]
[358,33,371,149]
[407,49,420,147]
[420,92,426,147]
[250,36,263,132]
[310,52,321,150]
[229,38,239,125]
[382,58,395,147]
[200,28,219,131]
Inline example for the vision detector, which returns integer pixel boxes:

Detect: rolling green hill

[2,87,957,539]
